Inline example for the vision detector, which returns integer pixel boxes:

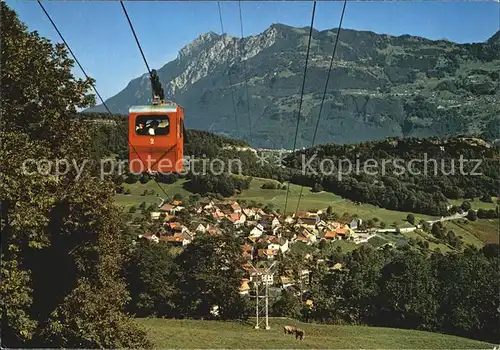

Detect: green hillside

[115,177,436,226]
[137,318,494,349]
[285,137,500,216]
[116,176,496,251]
[447,219,499,245]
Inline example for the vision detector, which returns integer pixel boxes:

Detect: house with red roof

[230,201,242,213]
[224,212,246,226]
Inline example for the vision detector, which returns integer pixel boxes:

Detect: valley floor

[136,318,494,349]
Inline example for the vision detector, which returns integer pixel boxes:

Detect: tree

[126,240,177,317]
[431,223,443,239]
[419,219,430,232]
[460,201,472,212]
[327,206,333,215]
[479,194,493,203]
[308,267,345,323]
[311,183,323,192]
[125,173,140,184]
[406,214,416,225]
[272,289,302,319]
[477,209,498,219]
[216,176,236,197]
[467,210,477,221]
[341,245,386,323]
[174,233,249,320]
[263,203,275,213]
[0,3,150,347]
[188,193,201,204]
[481,243,500,259]
[261,181,277,189]
[115,184,125,194]
[377,250,438,330]
[433,252,500,342]
[140,174,150,184]
[318,239,328,251]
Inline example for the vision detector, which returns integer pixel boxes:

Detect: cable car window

[135,115,169,136]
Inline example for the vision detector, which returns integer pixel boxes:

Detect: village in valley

[137,197,398,300]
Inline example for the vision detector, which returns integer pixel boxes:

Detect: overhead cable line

[120,0,164,101]
[294,0,348,215]
[283,0,317,216]
[120,1,152,76]
[217,1,240,140]
[119,1,175,195]
[37,0,173,202]
[238,0,253,143]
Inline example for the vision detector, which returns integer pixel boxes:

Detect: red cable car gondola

[128,70,184,174]
[128,99,184,174]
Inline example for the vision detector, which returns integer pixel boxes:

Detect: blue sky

[7,1,499,101]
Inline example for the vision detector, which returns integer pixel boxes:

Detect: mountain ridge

[487,30,500,44]
[86,23,500,148]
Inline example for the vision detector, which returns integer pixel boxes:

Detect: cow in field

[283,325,296,335]
[295,328,305,340]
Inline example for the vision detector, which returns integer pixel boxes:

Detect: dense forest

[126,233,252,320]
[284,137,500,215]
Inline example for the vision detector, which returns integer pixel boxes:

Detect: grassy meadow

[448,198,499,211]
[446,219,499,245]
[136,317,494,349]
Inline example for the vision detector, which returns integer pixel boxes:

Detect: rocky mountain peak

[263,22,309,40]
[178,31,221,60]
[86,24,499,149]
